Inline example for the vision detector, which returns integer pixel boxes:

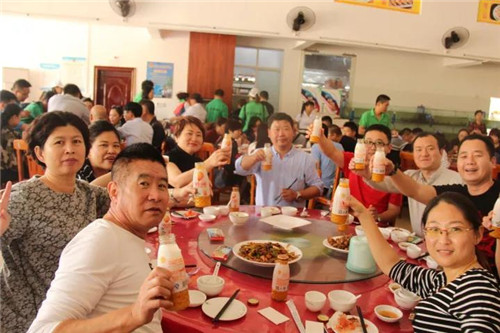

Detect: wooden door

[94,66,135,109]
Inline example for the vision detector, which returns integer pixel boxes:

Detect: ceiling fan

[109,0,136,18]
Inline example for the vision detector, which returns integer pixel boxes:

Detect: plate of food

[323,235,353,254]
[327,311,378,333]
[171,210,199,219]
[232,240,302,267]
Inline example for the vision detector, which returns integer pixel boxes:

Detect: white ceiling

[2,0,499,61]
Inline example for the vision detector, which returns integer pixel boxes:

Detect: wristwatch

[295,191,302,201]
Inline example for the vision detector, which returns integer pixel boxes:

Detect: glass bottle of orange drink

[229,186,240,212]
[271,254,289,302]
[309,116,322,143]
[157,233,190,311]
[221,133,232,165]
[160,210,172,235]
[490,196,500,238]
[331,178,350,232]
[262,143,273,171]
[354,139,366,170]
[371,147,386,182]
[193,162,211,207]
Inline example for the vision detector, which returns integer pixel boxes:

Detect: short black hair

[375,94,390,104]
[63,84,82,98]
[365,124,391,143]
[214,89,224,97]
[412,127,423,135]
[111,143,166,181]
[28,111,90,167]
[343,121,358,134]
[176,92,189,100]
[124,102,142,118]
[303,101,314,108]
[88,120,120,146]
[1,104,21,124]
[140,99,155,115]
[267,112,293,129]
[489,128,500,138]
[459,133,495,158]
[190,93,203,104]
[400,128,412,136]
[41,90,56,103]
[474,109,484,116]
[321,115,333,126]
[1,90,17,104]
[260,91,269,99]
[82,97,93,104]
[215,117,228,127]
[433,132,448,150]
[12,79,31,90]
[111,105,124,116]
[226,119,242,132]
[328,124,342,137]
[412,132,440,148]
[141,80,154,100]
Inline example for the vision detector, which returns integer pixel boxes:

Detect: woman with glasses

[347,192,499,332]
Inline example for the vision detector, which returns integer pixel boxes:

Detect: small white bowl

[397,242,412,251]
[424,256,439,269]
[374,305,403,323]
[188,289,207,307]
[217,206,229,216]
[379,227,391,240]
[305,291,326,312]
[198,214,216,222]
[229,212,249,226]
[394,289,420,310]
[203,206,219,216]
[388,282,401,294]
[406,244,423,259]
[355,226,365,236]
[281,206,298,216]
[391,230,411,243]
[328,290,357,312]
[197,275,225,297]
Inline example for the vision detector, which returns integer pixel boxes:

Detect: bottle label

[272,278,289,292]
[372,162,385,175]
[158,256,188,293]
[354,155,365,164]
[173,272,189,293]
[332,189,349,215]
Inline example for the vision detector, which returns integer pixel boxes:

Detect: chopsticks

[212,289,240,323]
[356,305,368,333]
[274,178,298,202]
[415,252,429,260]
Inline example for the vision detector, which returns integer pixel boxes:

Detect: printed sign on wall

[147,62,174,98]
[478,0,500,24]
[335,0,421,14]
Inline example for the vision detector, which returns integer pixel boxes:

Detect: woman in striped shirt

[347,192,499,332]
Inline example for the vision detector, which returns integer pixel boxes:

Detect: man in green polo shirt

[206,89,228,123]
[239,87,268,132]
[359,94,391,135]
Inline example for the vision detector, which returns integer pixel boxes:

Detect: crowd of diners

[0,80,498,332]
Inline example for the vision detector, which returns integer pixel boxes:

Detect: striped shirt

[390,261,500,332]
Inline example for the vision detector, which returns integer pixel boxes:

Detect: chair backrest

[250,175,256,205]
[399,151,417,171]
[13,139,44,180]
[492,164,500,180]
[196,142,215,161]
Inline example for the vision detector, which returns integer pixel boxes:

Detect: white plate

[328,312,379,333]
[232,240,303,267]
[189,290,207,307]
[323,237,349,254]
[202,297,247,321]
[198,214,216,222]
[171,210,199,219]
[259,215,311,230]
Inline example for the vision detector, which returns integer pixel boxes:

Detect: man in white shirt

[29,143,175,333]
[48,84,90,125]
[362,132,462,236]
[118,102,153,146]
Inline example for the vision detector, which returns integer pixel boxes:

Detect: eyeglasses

[364,140,388,148]
[423,226,473,238]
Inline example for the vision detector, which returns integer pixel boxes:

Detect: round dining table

[145,206,417,333]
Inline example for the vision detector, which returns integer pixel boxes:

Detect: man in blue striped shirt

[235,112,323,207]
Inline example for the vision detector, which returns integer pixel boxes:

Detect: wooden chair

[492,164,500,180]
[249,175,256,205]
[13,139,45,181]
[196,142,215,160]
[399,151,417,171]
[308,166,341,209]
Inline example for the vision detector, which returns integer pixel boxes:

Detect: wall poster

[478,0,500,24]
[335,0,421,14]
[146,61,174,98]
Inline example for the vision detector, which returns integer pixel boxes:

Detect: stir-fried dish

[327,234,353,250]
[238,242,298,263]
